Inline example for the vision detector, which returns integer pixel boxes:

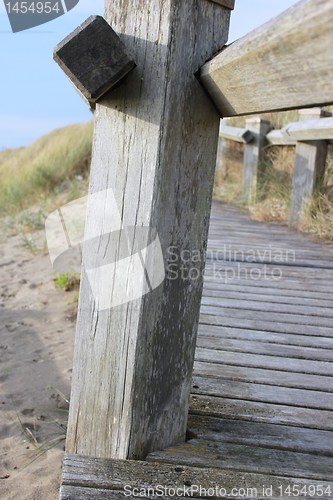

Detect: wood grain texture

[198,324,333,349]
[199,0,333,116]
[200,296,333,319]
[54,15,136,104]
[60,202,333,497]
[190,394,333,430]
[66,0,231,460]
[196,335,333,360]
[200,313,333,337]
[194,360,333,392]
[148,439,333,480]
[266,129,296,146]
[283,117,333,142]
[187,415,333,455]
[61,454,333,499]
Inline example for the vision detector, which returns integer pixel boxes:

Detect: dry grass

[298,149,333,241]
[249,145,294,223]
[214,141,243,203]
[298,194,333,241]
[215,111,333,242]
[0,122,93,215]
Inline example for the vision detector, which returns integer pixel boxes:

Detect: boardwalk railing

[53,0,333,492]
[218,108,333,224]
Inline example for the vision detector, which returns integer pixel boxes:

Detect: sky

[0,0,299,149]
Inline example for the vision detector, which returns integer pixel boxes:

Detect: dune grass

[0,122,93,215]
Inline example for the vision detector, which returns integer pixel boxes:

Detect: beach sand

[0,231,76,499]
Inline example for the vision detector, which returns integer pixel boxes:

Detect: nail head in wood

[53,15,136,105]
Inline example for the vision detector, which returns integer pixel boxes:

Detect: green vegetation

[54,273,81,292]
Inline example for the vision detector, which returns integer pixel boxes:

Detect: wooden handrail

[199,0,333,117]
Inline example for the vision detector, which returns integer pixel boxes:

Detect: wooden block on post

[289,108,330,226]
[54,15,136,106]
[208,0,235,9]
[65,0,231,461]
[243,117,270,205]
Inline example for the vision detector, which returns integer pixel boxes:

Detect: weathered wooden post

[289,108,330,226]
[216,131,228,183]
[243,117,270,205]
[215,121,231,189]
[60,0,232,460]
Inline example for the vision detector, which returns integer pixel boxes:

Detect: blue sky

[0,0,298,149]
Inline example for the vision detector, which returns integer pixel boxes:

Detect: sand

[0,230,76,500]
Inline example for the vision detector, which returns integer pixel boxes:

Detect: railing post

[65,0,231,461]
[289,108,330,226]
[243,117,271,205]
[216,123,229,186]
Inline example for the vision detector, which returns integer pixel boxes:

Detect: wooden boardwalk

[61,202,333,499]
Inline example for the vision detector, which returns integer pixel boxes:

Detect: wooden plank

[62,454,203,491]
[200,305,333,328]
[65,0,231,460]
[60,486,138,499]
[219,125,254,143]
[199,0,333,116]
[203,276,333,294]
[54,16,136,105]
[200,313,333,337]
[190,394,333,431]
[201,296,333,319]
[207,237,331,253]
[203,282,333,301]
[202,287,333,308]
[283,117,333,142]
[61,454,332,500]
[195,348,333,376]
[206,252,333,268]
[194,361,333,392]
[192,375,333,410]
[187,415,333,456]
[204,260,333,279]
[266,129,296,146]
[148,440,333,481]
[198,325,333,349]
[206,241,333,258]
[196,336,333,362]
